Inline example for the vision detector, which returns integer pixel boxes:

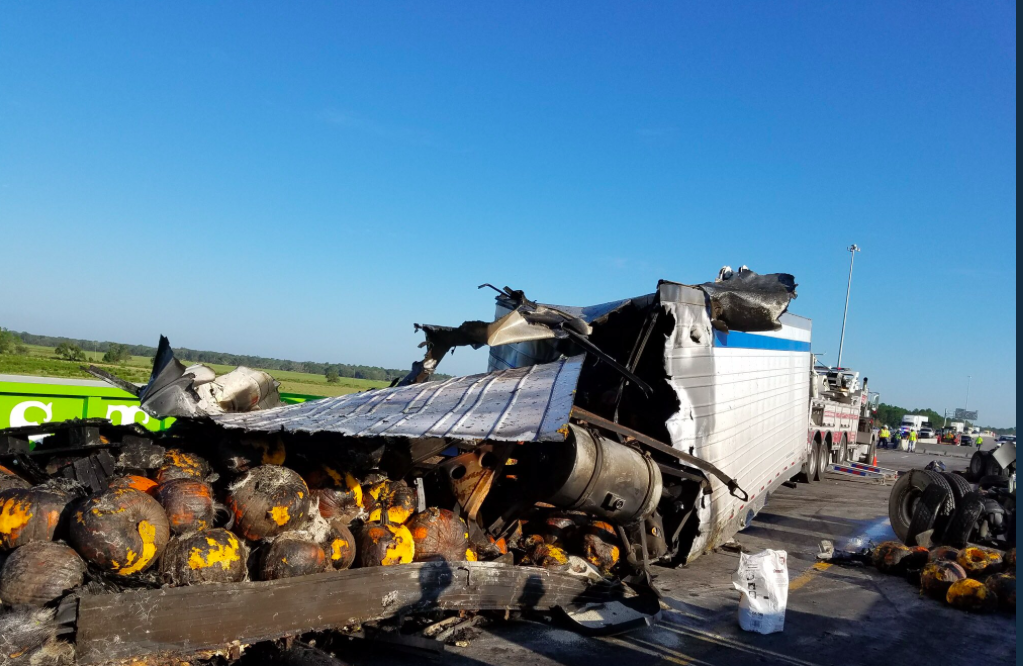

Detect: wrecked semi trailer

[0,267,825,663]
[469,275,814,562]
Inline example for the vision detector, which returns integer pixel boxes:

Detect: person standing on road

[880,426,890,449]
[908,429,918,452]
[976,435,984,449]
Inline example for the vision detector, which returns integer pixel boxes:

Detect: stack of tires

[888,454,1014,551]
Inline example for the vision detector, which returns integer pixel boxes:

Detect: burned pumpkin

[227,465,310,541]
[308,466,364,525]
[984,572,1015,611]
[957,546,1002,578]
[920,561,967,599]
[872,541,912,574]
[105,475,159,496]
[0,464,30,493]
[405,508,469,562]
[0,487,70,550]
[322,520,356,570]
[0,541,86,606]
[928,545,960,563]
[946,577,997,612]
[161,528,248,586]
[260,534,328,580]
[364,480,417,525]
[155,478,215,535]
[155,449,212,484]
[522,542,569,568]
[68,487,170,575]
[582,521,621,572]
[358,522,415,567]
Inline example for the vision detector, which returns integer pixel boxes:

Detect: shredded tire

[943,491,985,548]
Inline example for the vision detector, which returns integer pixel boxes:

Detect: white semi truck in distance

[901,414,929,431]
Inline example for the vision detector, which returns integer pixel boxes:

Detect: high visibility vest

[910,432,917,441]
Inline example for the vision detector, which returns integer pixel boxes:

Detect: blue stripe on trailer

[712,330,811,352]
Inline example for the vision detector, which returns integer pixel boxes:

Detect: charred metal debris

[0,269,796,665]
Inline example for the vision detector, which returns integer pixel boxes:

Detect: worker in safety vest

[908,429,918,452]
[976,435,984,449]
[879,426,891,449]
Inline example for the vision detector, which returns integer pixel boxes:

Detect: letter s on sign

[10,401,54,427]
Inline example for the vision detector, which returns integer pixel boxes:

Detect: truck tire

[982,454,1006,478]
[814,441,827,481]
[888,470,955,543]
[968,451,987,481]
[906,483,951,546]
[941,472,973,506]
[808,443,820,483]
[942,492,985,548]
[798,444,815,483]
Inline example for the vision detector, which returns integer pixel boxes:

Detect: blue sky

[0,3,1016,426]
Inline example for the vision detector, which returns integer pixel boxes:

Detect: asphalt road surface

[337,449,1013,666]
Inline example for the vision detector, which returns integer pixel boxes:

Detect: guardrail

[0,375,322,431]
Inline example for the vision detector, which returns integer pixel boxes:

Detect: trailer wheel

[888,470,955,543]
[906,483,951,546]
[813,441,827,481]
[805,443,817,482]
[942,492,985,548]
[838,436,849,464]
[798,446,814,483]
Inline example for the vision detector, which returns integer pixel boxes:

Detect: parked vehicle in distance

[998,434,1016,444]
[918,427,934,439]
[960,434,974,447]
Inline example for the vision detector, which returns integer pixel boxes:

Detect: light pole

[836,244,860,368]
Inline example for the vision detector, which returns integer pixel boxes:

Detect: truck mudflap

[73,561,627,664]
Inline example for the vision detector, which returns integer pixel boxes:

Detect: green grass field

[0,344,388,397]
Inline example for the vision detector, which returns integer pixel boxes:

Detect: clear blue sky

[1,3,1016,426]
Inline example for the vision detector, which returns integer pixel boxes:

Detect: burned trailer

[405,268,810,565]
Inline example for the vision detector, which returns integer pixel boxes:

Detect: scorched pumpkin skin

[161,528,248,585]
[68,487,170,576]
[0,488,70,549]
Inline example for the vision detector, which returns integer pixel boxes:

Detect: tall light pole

[836,244,860,369]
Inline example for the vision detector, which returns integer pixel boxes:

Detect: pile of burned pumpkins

[1,447,622,610]
[0,450,478,608]
[871,540,1015,613]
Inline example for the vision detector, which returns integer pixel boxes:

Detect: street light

[836,244,860,369]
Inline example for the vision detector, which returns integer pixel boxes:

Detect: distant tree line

[12,331,448,382]
[874,402,1014,436]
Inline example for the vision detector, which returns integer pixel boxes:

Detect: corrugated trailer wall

[0,376,321,431]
